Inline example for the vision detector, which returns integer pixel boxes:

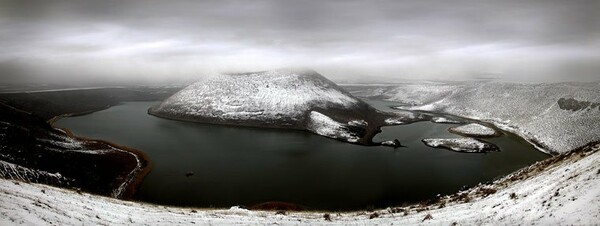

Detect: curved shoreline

[54,126,152,199]
[46,105,113,124]
[79,103,548,207]
[49,107,152,200]
[54,101,552,204]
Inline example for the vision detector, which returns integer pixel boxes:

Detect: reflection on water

[55,101,548,210]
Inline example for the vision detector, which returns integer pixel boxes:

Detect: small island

[422,138,500,153]
[449,123,501,138]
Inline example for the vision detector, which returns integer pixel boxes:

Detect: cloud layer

[1,0,599,84]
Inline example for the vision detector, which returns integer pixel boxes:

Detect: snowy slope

[149,69,379,143]
[345,82,600,154]
[1,143,597,225]
[150,69,360,123]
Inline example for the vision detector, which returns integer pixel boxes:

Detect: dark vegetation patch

[477,187,497,197]
[323,213,332,221]
[557,98,600,112]
[369,212,380,219]
[422,213,433,222]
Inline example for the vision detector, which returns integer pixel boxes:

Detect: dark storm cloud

[0,0,598,84]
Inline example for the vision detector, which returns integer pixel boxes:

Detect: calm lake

[55,100,548,210]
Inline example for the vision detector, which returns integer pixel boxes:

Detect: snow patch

[381,139,403,148]
[384,118,406,125]
[383,111,424,125]
[431,116,461,124]
[228,206,252,215]
[307,111,360,143]
[449,123,500,137]
[348,119,368,127]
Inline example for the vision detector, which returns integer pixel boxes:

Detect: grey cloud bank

[0,0,599,84]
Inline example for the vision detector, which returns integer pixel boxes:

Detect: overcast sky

[0,0,599,84]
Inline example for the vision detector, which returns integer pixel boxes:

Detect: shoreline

[53,100,553,204]
[48,104,152,200]
[148,106,389,147]
[47,105,114,124]
[55,125,152,200]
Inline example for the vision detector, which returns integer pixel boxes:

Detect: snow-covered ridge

[345,82,600,154]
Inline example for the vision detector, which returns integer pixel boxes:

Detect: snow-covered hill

[149,69,383,144]
[344,82,600,154]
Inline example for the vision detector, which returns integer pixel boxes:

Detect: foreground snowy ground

[1,143,598,225]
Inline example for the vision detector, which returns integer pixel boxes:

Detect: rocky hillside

[0,102,150,198]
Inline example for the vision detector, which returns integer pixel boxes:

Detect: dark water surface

[55,100,548,210]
